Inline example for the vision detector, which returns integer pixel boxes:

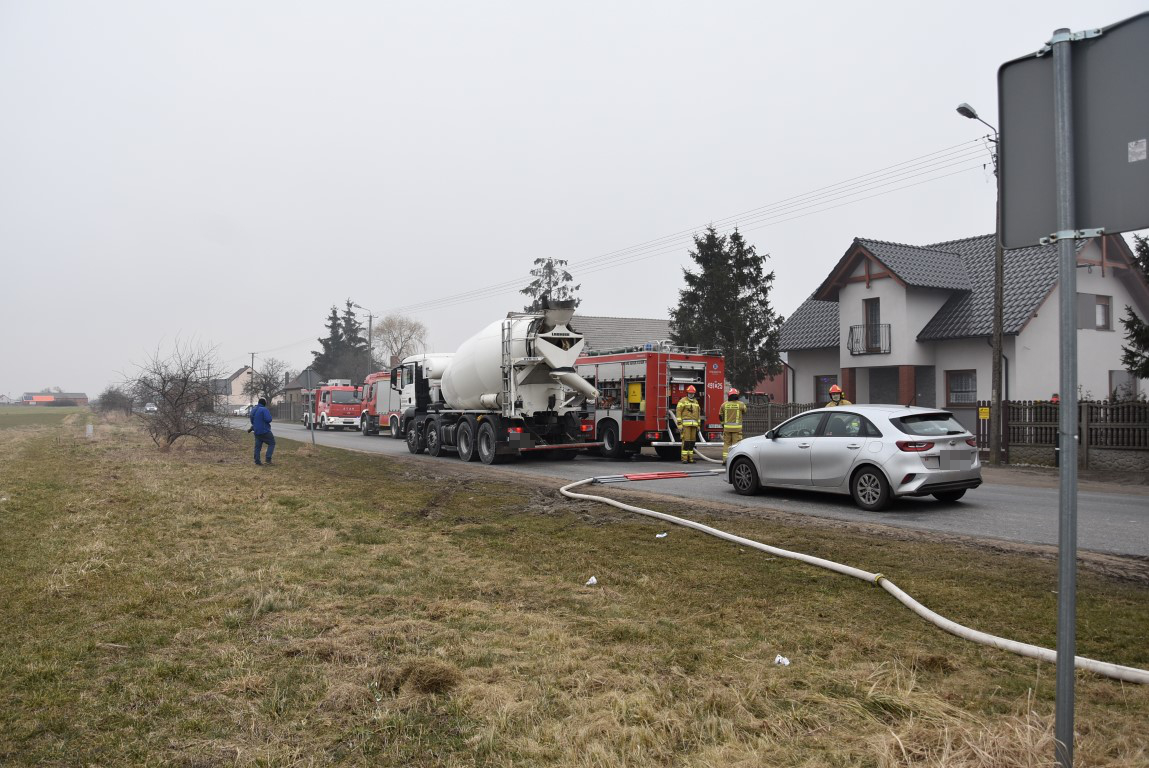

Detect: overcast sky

[2,1,1145,399]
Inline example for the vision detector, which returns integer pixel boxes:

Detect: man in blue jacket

[249,398,275,466]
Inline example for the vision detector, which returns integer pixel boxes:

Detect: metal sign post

[998,12,1149,767]
[1050,30,1078,768]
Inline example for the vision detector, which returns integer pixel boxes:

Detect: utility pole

[352,303,376,370]
[249,352,256,405]
[957,103,1004,466]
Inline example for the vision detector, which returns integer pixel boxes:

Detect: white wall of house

[1014,259,1148,400]
[787,349,840,402]
[222,368,255,406]
[838,269,950,368]
[932,339,991,407]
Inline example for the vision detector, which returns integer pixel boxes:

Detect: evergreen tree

[310,306,344,379]
[311,300,375,382]
[521,258,580,311]
[669,226,783,392]
[337,300,373,383]
[1119,233,1149,379]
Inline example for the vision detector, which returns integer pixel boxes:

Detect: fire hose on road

[559,471,1149,686]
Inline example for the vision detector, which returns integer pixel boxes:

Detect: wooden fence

[976,399,1149,468]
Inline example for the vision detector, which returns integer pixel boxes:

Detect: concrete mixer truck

[393,299,601,464]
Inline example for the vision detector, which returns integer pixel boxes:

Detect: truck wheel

[655,446,679,461]
[406,423,425,454]
[389,415,403,439]
[425,419,444,457]
[477,421,506,465]
[322,417,330,431]
[457,418,479,462]
[599,421,624,459]
[361,416,370,436]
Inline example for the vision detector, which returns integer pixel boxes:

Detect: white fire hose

[559,473,1149,685]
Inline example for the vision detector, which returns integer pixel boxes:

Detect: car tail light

[896,440,934,452]
[581,424,593,432]
[508,427,523,434]
[965,438,978,447]
[902,474,916,484]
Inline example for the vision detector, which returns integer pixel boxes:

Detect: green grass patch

[0,417,1146,766]
[0,405,86,429]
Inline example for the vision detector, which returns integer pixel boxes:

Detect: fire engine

[302,379,361,431]
[359,370,403,437]
[575,344,725,459]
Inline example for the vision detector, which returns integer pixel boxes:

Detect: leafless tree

[373,313,428,367]
[243,357,296,403]
[127,341,233,449]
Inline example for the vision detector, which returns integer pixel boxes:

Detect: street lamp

[957,102,1004,467]
[351,302,377,370]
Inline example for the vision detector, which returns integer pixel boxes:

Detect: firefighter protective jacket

[675,396,700,427]
[720,399,747,429]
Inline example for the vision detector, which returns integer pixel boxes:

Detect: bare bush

[127,341,233,449]
[94,385,134,416]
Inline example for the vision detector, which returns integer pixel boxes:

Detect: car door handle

[798,442,812,449]
[846,443,862,449]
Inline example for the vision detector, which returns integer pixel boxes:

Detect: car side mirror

[765,430,776,440]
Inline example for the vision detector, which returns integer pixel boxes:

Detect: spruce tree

[310,306,344,379]
[521,258,580,311]
[1119,233,1149,379]
[670,226,783,392]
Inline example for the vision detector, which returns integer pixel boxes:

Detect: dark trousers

[254,432,275,464]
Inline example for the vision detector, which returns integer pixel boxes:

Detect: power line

[391,141,993,314]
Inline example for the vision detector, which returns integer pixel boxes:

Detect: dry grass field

[1,409,1147,767]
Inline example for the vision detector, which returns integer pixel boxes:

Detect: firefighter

[825,384,851,407]
[676,385,701,463]
[719,387,747,462]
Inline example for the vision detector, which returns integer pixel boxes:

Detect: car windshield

[894,413,967,437]
[330,391,360,404]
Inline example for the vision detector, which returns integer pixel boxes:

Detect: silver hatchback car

[725,404,982,511]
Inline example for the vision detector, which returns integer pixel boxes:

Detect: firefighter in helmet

[825,384,851,407]
[719,387,747,462]
[676,385,701,463]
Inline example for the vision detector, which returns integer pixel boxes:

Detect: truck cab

[304,380,361,431]
[359,370,402,437]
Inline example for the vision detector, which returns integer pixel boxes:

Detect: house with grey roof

[210,366,255,408]
[570,315,673,352]
[780,233,1149,416]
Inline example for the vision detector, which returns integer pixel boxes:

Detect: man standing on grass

[249,398,275,466]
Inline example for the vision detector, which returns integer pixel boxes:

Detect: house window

[946,370,977,407]
[1077,293,1113,330]
[814,375,837,405]
[1110,370,1139,401]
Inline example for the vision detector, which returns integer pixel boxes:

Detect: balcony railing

[847,324,891,355]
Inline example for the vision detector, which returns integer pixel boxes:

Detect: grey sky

[1,1,1145,399]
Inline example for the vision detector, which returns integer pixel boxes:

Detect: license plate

[940,450,972,470]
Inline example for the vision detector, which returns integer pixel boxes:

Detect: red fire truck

[358,370,403,437]
[302,380,361,431]
[575,345,725,459]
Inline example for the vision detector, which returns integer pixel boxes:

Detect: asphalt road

[244,419,1149,558]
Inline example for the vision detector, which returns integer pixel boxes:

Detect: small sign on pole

[978,407,990,421]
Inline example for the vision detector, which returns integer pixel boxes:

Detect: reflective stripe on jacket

[720,400,746,429]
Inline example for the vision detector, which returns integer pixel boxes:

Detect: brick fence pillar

[841,367,856,404]
[898,365,916,406]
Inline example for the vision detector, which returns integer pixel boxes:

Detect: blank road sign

[998,12,1149,248]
